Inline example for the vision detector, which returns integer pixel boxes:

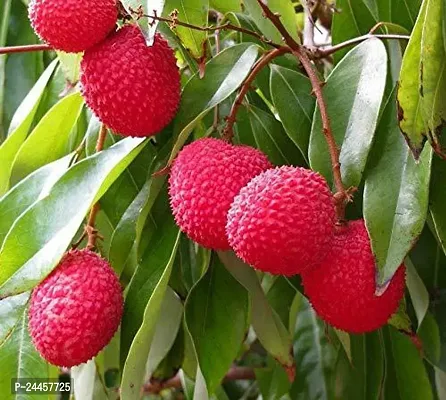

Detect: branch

[314,33,410,58]
[86,124,108,250]
[223,46,290,142]
[143,367,256,394]
[0,43,51,55]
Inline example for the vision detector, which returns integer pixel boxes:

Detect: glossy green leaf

[168,43,259,165]
[0,60,57,195]
[290,294,336,400]
[364,89,432,286]
[0,154,73,247]
[309,39,387,188]
[243,0,299,44]
[120,228,181,400]
[270,65,315,159]
[185,255,249,394]
[0,292,29,346]
[0,311,49,400]
[218,251,295,372]
[146,288,183,379]
[430,155,446,255]
[163,0,209,60]
[10,91,84,184]
[0,137,146,298]
[331,0,377,63]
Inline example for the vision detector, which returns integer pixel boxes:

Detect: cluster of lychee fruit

[169,138,406,334]
[28,0,181,137]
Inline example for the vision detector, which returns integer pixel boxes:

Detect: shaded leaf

[309,39,387,188]
[430,155,446,255]
[406,258,429,327]
[256,357,291,400]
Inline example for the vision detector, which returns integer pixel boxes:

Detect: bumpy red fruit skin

[28,250,123,367]
[28,0,117,53]
[226,166,336,275]
[302,220,406,333]
[81,25,181,137]
[169,138,272,249]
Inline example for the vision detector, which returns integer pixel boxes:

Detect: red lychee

[302,219,406,333]
[226,166,336,275]
[28,250,123,367]
[80,25,181,137]
[28,0,117,53]
[169,138,272,250]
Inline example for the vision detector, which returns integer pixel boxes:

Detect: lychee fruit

[302,219,406,333]
[80,24,181,137]
[169,138,272,249]
[226,166,336,275]
[28,249,123,367]
[28,0,118,53]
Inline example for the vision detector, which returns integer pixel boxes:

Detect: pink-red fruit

[29,0,117,53]
[81,25,181,137]
[226,166,336,275]
[29,250,123,367]
[302,220,406,333]
[169,138,272,249]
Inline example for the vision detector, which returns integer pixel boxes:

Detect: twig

[0,43,51,54]
[223,46,290,142]
[86,124,108,250]
[315,33,410,58]
[255,0,352,220]
[143,367,256,394]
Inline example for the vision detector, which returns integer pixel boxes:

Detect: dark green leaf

[256,357,290,400]
[364,89,432,286]
[309,39,387,188]
[430,155,446,255]
[376,0,421,31]
[270,65,315,159]
[265,276,296,331]
[185,255,249,394]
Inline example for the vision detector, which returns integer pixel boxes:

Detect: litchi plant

[0,0,444,398]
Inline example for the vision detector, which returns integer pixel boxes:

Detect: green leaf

[376,0,422,31]
[168,43,259,165]
[270,65,315,159]
[10,91,84,184]
[0,0,12,141]
[331,0,377,63]
[0,60,58,195]
[0,292,29,346]
[256,357,291,400]
[243,0,300,44]
[209,0,241,13]
[309,39,387,188]
[218,251,295,372]
[387,327,433,400]
[0,154,73,247]
[364,89,432,286]
[430,155,446,255]
[120,228,181,400]
[265,276,296,331]
[71,360,110,400]
[184,255,249,394]
[0,311,49,400]
[290,294,336,400]
[163,0,209,60]
[146,288,183,378]
[0,137,146,298]
[56,51,82,84]
[406,258,429,327]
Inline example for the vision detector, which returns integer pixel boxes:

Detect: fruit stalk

[0,43,51,54]
[223,46,291,141]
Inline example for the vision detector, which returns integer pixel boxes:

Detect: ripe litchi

[226,166,336,275]
[302,219,406,333]
[169,138,272,249]
[28,250,123,367]
[28,0,117,53]
[80,25,181,137]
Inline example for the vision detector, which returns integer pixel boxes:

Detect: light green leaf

[0,292,30,346]
[364,89,432,286]
[163,0,209,59]
[120,229,181,400]
[309,39,387,188]
[10,91,84,184]
[0,137,146,298]
[185,255,249,394]
[0,60,58,195]
[168,43,259,165]
[0,154,73,247]
[270,65,315,159]
[406,258,429,327]
[209,0,241,13]
[218,251,295,373]
[243,0,299,44]
[56,51,82,84]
